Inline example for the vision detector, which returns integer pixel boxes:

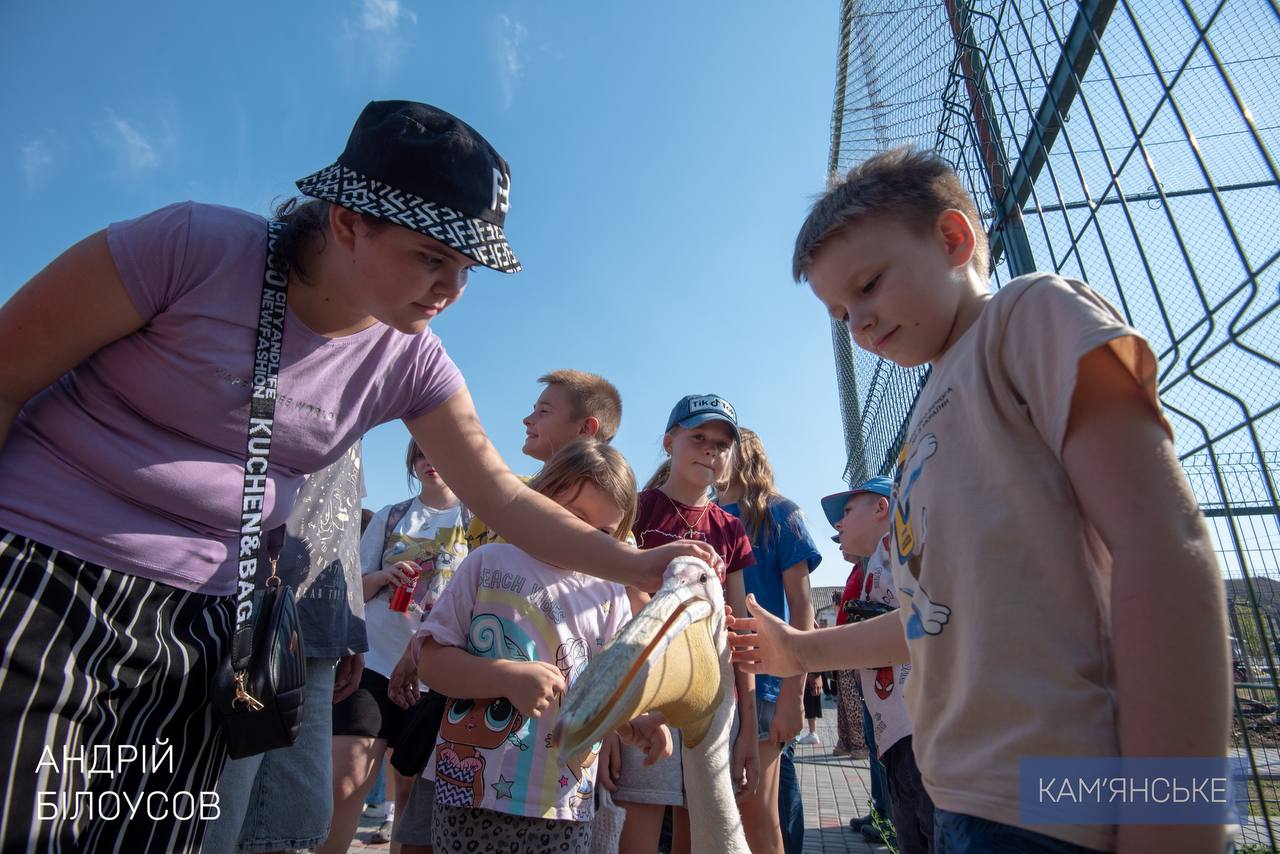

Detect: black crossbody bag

[211,220,308,759]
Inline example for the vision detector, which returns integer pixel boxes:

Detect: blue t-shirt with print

[720,497,822,703]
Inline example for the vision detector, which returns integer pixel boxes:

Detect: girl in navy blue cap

[613,395,759,854]
[0,101,718,853]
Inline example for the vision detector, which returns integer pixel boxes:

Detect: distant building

[813,585,845,627]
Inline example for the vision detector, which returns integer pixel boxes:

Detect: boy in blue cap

[822,477,935,853]
[733,148,1228,852]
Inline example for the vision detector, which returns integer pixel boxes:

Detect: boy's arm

[1063,346,1228,853]
[730,594,910,674]
[419,636,566,720]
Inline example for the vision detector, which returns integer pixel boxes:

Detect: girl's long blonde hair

[527,438,637,541]
[718,427,780,547]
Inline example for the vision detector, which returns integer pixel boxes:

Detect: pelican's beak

[554,558,727,760]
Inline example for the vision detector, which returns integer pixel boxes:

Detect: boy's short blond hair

[539,369,622,443]
[792,146,990,282]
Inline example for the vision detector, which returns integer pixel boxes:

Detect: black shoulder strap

[231,219,289,676]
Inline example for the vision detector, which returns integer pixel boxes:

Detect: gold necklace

[660,489,712,539]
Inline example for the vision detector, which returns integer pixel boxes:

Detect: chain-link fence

[825,0,1280,843]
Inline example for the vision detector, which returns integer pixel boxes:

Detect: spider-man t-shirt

[632,489,755,582]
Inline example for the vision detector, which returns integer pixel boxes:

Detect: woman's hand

[332,653,364,704]
[633,542,725,594]
[728,594,808,677]
[505,660,566,719]
[616,711,673,767]
[731,724,760,801]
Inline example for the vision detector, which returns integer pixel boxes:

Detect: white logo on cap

[688,396,735,420]
[491,168,510,214]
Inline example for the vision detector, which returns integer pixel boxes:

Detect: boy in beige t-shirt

[731,148,1229,852]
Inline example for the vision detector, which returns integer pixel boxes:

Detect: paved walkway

[347,694,885,853]
[795,697,888,853]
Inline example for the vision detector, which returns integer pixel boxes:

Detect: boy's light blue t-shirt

[720,498,822,703]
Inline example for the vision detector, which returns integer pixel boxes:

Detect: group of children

[309,146,1229,854]
[312,372,822,854]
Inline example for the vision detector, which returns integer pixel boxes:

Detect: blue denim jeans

[933,809,1107,854]
[202,658,338,854]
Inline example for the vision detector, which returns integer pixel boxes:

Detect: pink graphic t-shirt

[417,544,631,822]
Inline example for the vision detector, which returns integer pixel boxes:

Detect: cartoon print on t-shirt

[386,521,467,618]
[554,638,600,816]
[434,613,532,808]
[893,434,952,639]
[873,666,896,700]
[434,696,526,807]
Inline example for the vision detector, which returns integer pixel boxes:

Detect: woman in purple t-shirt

[0,101,718,854]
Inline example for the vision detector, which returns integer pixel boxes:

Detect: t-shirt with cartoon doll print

[416,543,632,822]
[359,499,468,680]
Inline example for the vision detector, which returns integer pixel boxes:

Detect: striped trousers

[0,529,234,853]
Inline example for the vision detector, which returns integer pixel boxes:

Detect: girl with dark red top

[614,394,757,854]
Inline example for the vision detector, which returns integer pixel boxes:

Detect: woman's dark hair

[272,197,388,284]
[405,438,425,489]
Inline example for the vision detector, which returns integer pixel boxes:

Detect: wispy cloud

[335,0,419,83]
[94,111,176,178]
[362,0,416,32]
[20,138,54,191]
[497,14,529,109]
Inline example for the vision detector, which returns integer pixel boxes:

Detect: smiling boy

[466,369,622,549]
[732,148,1229,852]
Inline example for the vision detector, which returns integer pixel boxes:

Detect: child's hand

[731,725,760,801]
[386,646,421,709]
[384,561,418,589]
[769,693,804,745]
[728,594,807,677]
[505,660,566,719]
[597,733,623,792]
[616,711,673,767]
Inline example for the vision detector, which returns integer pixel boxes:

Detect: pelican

[554,557,748,853]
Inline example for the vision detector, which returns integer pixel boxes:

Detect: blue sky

[1,2,859,588]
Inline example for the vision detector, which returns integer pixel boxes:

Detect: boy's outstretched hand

[728,594,807,678]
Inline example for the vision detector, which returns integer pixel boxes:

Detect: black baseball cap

[296,100,521,273]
